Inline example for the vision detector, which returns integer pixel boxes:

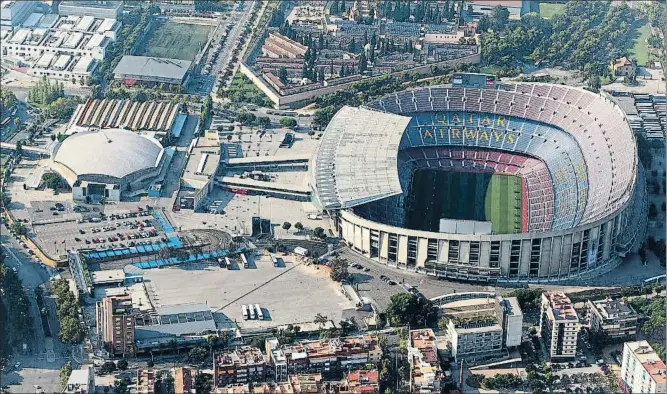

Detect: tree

[279,117,297,129]
[329,258,349,282]
[279,66,288,85]
[386,293,437,327]
[9,222,27,236]
[15,140,23,156]
[0,190,11,210]
[358,51,367,74]
[42,172,66,190]
[312,226,326,239]
[187,346,209,363]
[60,361,72,388]
[314,313,328,329]
[294,222,304,232]
[194,373,213,394]
[257,116,271,128]
[100,361,117,375]
[649,203,658,219]
[117,359,128,370]
[282,222,292,232]
[491,6,510,30]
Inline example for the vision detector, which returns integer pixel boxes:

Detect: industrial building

[134,303,217,352]
[587,298,639,341]
[50,129,168,202]
[113,55,193,88]
[439,292,523,361]
[0,12,119,82]
[620,341,666,394]
[0,0,37,28]
[179,130,221,210]
[68,99,185,143]
[539,292,580,361]
[58,0,123,19]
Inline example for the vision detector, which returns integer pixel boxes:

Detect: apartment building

[442,294,523,361]
[620,341,667,394]
[289,374,323,394]
[214,346,267,387]
[266,338,289,382]
[262,31,308,59]
[587,298,639,341]
[302,335,383,373]
[174,367,196,394]
[408,329,444,394]
[345,369,379,394]
[136,369,157,394]
[96,295,135,357]
[539,292,580,361]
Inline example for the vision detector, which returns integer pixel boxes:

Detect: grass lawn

[406,171,523,234]
[136,21,211,61]
[629,23,651,66]
[226,73,272,107]
[479,65,501,75]
[539,2,565,19]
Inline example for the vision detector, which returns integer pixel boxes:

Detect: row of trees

[53,278,85,344]
[0,258,34,361]
[28,76,64,106]
[0,87,17,115]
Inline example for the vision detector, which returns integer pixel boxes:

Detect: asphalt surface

[1,222,71,393]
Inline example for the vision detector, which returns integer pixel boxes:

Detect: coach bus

[241,253,249,268]
[248,304,256,319]
[255,304,263,320]
[242,304,249,320]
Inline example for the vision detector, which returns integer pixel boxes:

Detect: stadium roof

[314,106,411,209]
[52,129,163,180]
[113,56,191,81]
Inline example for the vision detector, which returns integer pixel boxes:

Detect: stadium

[50,129,168,202]
[311,76,648,283]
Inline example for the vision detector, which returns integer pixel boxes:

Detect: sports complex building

[311,76,647,283]
[50,129,169,201]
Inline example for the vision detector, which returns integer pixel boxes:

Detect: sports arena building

[51,129,168,202]
[310,77,647,283]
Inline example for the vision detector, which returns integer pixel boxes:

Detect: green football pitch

[136,21,211,61]
[405,170,523,234]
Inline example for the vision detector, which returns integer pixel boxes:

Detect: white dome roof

[53,129,163,180]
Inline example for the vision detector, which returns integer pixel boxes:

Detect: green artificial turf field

[136,21,211,61]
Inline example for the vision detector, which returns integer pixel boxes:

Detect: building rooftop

[590,298,637,319]
[626,341,667,386]
[313,106,411,209]
[410,329,437,350]
[543,292,578,321]
[215,346,266,367]
[52,129,164,180]
[113,56,192,81]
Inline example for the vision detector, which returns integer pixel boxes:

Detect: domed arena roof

[52,129,164,180]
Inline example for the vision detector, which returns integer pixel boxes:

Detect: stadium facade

[51,129,167,202]
[310,80,647,283]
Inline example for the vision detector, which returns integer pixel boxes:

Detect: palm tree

[207,334,218,358]
[314,313,328,329]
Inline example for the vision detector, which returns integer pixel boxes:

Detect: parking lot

[140,253,355,330]
[28,205,165,257]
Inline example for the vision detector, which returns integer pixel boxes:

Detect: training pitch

[137,21,211,61]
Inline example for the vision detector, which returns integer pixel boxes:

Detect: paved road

[1,223,69,393]
[337,247,494,310]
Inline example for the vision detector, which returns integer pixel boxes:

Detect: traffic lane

[1,225,53,289]
[337,247,493,299]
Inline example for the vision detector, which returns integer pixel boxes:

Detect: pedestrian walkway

[133,247,245,269]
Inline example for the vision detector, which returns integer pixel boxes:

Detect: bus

[242,304,249,320]
[248,304,256,319]
[255,304,263,320]
[241,253,249,268]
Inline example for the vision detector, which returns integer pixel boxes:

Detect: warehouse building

[58,0,123,19]
[0,0,37,28]
[113,56,193,88]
